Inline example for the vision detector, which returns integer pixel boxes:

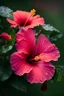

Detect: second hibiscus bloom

[10,29,60,83]
[7,9,44,30]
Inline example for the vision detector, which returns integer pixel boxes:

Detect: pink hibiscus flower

[10,29,60,83]
[7,9,44,30]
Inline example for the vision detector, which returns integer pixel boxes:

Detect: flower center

[27,54,40,65]
[33,55,40,61]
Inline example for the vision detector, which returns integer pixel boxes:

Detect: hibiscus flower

[7,9,44,30]
[10,29,60,83]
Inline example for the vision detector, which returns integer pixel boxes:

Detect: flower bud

[0,32,11,40]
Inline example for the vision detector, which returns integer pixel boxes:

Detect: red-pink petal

[13,10,30,22]
[27,61,55,83]
[6,18,18,28]
[36,34,51,54]
[36,34,60,62]
[32,15,44,26]
[16,29,36,54]
[16,39,30,54]
[25,15,44,30]
[39,44,60,62]
[10,52,33,76]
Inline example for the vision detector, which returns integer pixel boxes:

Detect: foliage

[41,24,63,41]
[0,6,13,19]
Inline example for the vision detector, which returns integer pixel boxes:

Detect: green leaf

[42,24,59,32]
[51,65,64,82]
[0,56,12,81]
[56,65,64,82]
[1,45,13,53]
[10,75,27,92]
[0,6,13,19]
[41,24,63,41]
[49,32,63,41]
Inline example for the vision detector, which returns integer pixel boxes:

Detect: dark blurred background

[0,0,64,96]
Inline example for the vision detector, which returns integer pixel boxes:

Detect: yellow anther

[34,53,44,61]
[34,56,40,61]
[30,9,36,16]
